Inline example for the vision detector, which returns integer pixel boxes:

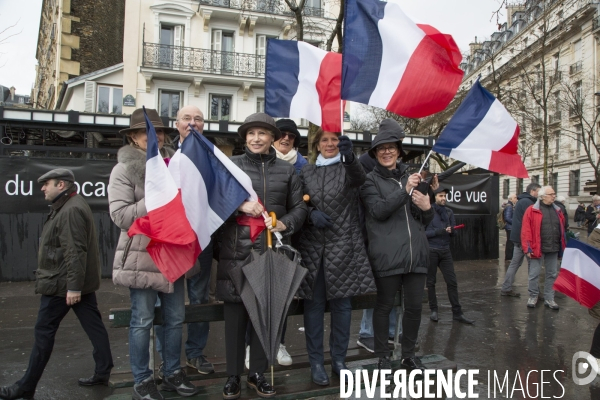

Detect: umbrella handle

[267,212,276,248]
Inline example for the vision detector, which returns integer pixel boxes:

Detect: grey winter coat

[297,157,376,300]
[360,163,435,278]
[108,145,176,293]
[216,147,307,303]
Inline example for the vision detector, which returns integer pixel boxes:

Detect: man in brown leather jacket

[0,168,113,400]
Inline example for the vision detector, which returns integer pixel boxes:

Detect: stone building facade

[450,0,600,213]
[33,0,125,109]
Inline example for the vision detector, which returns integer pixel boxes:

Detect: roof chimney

[9,86,15,101]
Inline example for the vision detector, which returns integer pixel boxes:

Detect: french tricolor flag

[168,129,255,250]
[554,240,600,309]
[341,0,463,118]
[265,39,343,132]
[128,109,200,283]
[433,81,528,178]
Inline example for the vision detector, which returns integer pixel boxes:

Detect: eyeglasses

[179,116,204,123]
[281,132,296,140]
[376,145,398,154]
[546,192,556,196]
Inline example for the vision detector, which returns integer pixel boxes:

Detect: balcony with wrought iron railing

[198,0,325,18]
[570,61,583,75]
[142,43,265,77]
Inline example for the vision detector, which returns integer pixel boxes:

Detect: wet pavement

[1,229,599,399]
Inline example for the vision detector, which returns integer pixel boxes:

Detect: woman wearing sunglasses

[273,119,307,174]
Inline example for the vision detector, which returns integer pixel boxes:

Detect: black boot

[331,360,348,377]
[78,373,110,386]
[222,375,241,400]
[247,372,276,397]
[310,364,330,386]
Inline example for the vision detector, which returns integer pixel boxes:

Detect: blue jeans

[528,252,558,302]
[359,308,399,339]
[303,266,352,366]
[185,242,213,359]
[129,277,185,384]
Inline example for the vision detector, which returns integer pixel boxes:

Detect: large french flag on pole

[341,0,463,118]
[554,240,600,309]
[168,129,255,249]
[128,109,201,283]
[433,81,528,178]
[265,39,343,132]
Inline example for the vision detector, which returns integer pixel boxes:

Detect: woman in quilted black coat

[298,129,376,386]
[360,119,435,374]
[217,113,307,399]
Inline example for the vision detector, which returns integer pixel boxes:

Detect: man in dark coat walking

[426,187,474,324]
[0,169,113,400]
[503,194,516,262]
[500,182,541,297]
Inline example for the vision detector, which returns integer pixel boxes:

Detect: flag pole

[340,99,345,163]
[409,150,433,195]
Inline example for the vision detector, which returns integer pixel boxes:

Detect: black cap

[434,186,449,195]
[38,168,75,184]
[368,119,405,158]
[275,119,300,145]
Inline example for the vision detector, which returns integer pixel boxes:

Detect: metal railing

[570,61,583,75]
[142,43,265,77]
[198,0,325,17]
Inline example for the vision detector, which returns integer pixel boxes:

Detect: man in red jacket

[521,186,566,310]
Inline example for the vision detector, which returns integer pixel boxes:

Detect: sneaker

[544,300,560,310]
[277,344,292,366]
[357,337,375,353]
[133,378,164,400]
[162,369,200,397]
[527,296,538,308]
[501,290,521,297]
[245,345,250,370]
[186,355,215,374]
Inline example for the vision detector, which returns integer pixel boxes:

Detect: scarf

[274,146,298,164]
[434,203,450,226]
[316,153,341,166]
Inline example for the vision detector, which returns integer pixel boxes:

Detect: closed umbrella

[229,212,307,385]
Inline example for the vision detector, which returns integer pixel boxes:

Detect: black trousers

[373,273,426,359]
[591,322,600,358]
[16,292,113,392]
[427,248,462,316]
[224,302,268,376]
[505,230,514,261]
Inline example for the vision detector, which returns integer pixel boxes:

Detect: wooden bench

[106,293,456,399]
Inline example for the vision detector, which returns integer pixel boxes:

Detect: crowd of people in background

[6,105,594,400]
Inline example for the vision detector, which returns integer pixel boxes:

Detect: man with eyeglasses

[520,186,566,310]
[163,104,215,375]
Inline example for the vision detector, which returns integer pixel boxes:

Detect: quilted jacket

[297,157,376,300]
[360,163,435,278]
[216,147,307,303]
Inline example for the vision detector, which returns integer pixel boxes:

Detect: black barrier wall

[442,174,500,261]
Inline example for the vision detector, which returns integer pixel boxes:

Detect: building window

[517,178,523,194]
[551,173,558,193]
[159,90,182,118]
[576,125,582,152]
[97,86,123,114]
[210,94,231,120]
[569,170,580,196]
[212,30,235,73]
[555,134,560,154]
[537,143,542,157]
[256,97,265,113]
[503,179,510,199]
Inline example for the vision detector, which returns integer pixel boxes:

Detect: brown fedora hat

[119,108,176,135]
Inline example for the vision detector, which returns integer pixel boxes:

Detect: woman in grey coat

[298,128,376,386]
[108,108,198,400]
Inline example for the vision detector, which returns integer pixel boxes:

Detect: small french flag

[128,108,201,283]
[555,240,600,309]
[433,81,528,179]
[265,39,343,132]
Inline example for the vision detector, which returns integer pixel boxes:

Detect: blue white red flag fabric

[128,109,200,283]
[554,239,600,309]
[341,0,463,118]
[265,39,343,132]
[432,81,528,178]
[168,129,261,247]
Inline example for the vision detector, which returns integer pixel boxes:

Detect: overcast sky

[0,0,506,96]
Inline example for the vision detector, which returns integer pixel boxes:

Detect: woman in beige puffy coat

[108,108,198,399]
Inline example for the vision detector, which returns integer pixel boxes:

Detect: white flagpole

[409,150,433,195]
[340,99,345,163]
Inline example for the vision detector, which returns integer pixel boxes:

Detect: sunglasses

[281,132,296,140]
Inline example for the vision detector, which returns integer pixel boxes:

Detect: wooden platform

[105,353,456,400]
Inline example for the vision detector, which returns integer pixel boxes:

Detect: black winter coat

[360,163,435,278]
[425,204,456,250]
[585,205,599,234]
[297,157,376,300]
[216,147,307,303]
[509,192,537,243]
